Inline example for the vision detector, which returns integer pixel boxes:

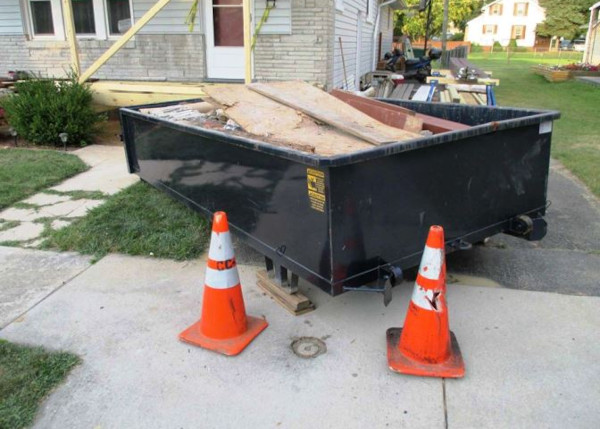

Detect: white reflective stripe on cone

[418,245,443,280]
[208,231,235,261]
[204,266,240,289]
[411,284,443,311]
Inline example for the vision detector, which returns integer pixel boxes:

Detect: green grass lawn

[468,51,600,196]
[0,340,80,429]
[0,149,88,210]
[41,181,211,261]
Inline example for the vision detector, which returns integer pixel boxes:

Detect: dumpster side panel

[329,123,552,291]
[123,117,333,291]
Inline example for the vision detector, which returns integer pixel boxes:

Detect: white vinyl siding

[465,0,545,47]
[333,0,379,90]
[134,0,201,34]
[254,0,291,35]
[0,0,25,35]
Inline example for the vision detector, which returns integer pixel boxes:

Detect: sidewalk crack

[0,255,101,330]
[443,378,449,429]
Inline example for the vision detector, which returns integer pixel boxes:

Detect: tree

[395,0,484,39]
[537,0,595,40]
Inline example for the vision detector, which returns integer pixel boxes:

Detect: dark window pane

[72,0,95,34]
[31,1,54,35]
[107,0,131,34]
[213,6,243,46]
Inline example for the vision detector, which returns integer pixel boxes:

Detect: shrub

[450,32,464,41]
[492,41,504,52]
[470,43,483,53]
[1,75,104,147]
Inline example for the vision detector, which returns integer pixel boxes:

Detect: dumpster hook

[449,239,472,251]
[342,265,403,307]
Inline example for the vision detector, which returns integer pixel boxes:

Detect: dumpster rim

[120,99,559,168]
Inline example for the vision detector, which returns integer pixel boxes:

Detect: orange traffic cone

[179,211,268,356]
[386,225,465,378]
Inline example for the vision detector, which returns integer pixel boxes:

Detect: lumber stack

[379,82,489,106]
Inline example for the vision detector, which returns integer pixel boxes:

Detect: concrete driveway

[448,161,600,296]
[0,162,598,428]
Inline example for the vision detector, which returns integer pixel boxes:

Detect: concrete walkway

[575,76,600,86]
[0,247,91,328]
[0,252,598,428]
[0,145,138,246]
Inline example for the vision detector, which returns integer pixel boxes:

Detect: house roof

[386,0,407,11]
[466,0,543,26]
[480,0,502,11]
[480,0,543,12]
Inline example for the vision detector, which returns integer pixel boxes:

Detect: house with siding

[464,0,546,48]
[0,0,401,90]
[584,1,600,64]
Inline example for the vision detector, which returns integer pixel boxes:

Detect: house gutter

[372,0,400,69]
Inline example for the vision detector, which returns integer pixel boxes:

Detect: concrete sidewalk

[0,145,138,245]
[1,252,598,428]
[0,247,90,328]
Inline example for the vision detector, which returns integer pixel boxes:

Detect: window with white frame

[513,2,529,17]
[26,0,132,39]
[489,3,503,16]
[482,25,497,35]
[511,25,526,39]
[72,0,96,34]
[27,0,63,37]
[106,0,132,35]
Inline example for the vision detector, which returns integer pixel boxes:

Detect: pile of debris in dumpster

[139,81,469,156]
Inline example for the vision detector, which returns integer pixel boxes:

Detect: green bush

[492,41,504,52]
[1,75,104,146]
[470,43,483,53]
[450,32,464,41]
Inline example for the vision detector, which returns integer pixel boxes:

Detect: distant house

[464,0,547,48]
[584,2,600,64]
[0,0,401,90]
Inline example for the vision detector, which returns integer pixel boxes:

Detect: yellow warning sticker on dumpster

[307,168,326,212]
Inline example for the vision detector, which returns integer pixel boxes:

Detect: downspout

[372,0,398,69]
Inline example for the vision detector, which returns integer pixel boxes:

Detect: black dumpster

[120,100,559,297]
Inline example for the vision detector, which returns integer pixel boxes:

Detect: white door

[204,0,245,79]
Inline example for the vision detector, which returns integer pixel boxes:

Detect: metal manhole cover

[291,337,327,358]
